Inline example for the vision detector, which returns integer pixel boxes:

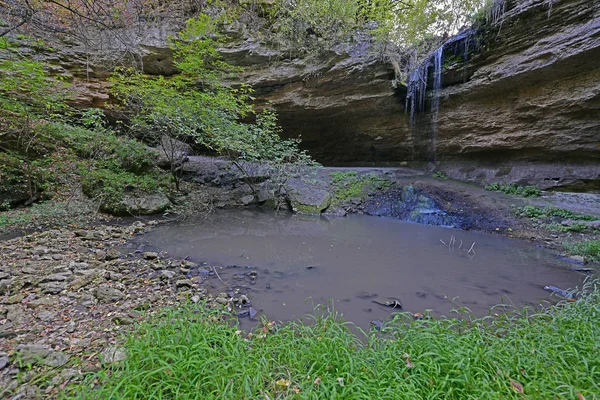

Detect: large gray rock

[103,192,172,216]
[95,284,125,303]
[287,182,331,214]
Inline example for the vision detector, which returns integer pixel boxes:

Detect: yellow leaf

[275,379,290,387]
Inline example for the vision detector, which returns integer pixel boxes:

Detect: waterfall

[431,45,443,122]
[405,45,443,125]
[405,64,428,126]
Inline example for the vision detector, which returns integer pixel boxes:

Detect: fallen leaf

[292,386,300,394]
[313,377,321,386]
[510,379,524,393]
[577,394,586,400]
[275,379,290,387]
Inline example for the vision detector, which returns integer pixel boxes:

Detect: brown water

[138,208,584,329]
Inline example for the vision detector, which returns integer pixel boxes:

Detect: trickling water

[431,46,443,121]
[488,0,507,25]
[405,64,428,126]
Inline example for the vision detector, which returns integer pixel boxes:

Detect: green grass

[70,282,600,399]
[515,206,598,222]
[543,222,588,233]
[563,240,600,263]
[485,182,541,197]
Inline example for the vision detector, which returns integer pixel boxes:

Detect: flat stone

[44,351,70,367]
[102,346,127,364]
[0,272,9,280]
[95,284,125,302]
[0,278,13,295]
[32,246,49,255]
[38,311,55,322]
[175,279,192,288]
[143,252,158,260]
[15,345,51,366]
[27,296,59,310]
[21,267,38,274]
[5,294,26,304]
[287,182,331,215]
[96,250,107,261]
[240,195,255,205]
[0,354,8,370]
[159,270,176,280]
[40,273,69,282]
[106,248,121,260]
[40,281,67,294]
[112,316,135,325]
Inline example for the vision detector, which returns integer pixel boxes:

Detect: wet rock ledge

[0,221,249,398]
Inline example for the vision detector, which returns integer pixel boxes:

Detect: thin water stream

[138,208,584,329]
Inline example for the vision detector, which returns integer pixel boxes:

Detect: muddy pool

[137,208,584,329]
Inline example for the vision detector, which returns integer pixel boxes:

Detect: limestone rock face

[434,0,600,165]
[215,0,600,183]
[40,0,599,188]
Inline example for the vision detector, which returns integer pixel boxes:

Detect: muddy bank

[0,221,255,398]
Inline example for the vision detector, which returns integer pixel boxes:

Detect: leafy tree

[112,14,318,195]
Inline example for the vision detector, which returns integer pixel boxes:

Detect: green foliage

[543,222,588,233]
[267,0,488,54]
[0,37,68,118]
[432,170,448,180]
[0,199,97,233]
[42,120,156,174]
[485,182,541,197]
[112,14,317,193]
[271,0,360,55]
[330,171,390,203]
[563,240,600,263]
[80,167,166,214]
[73,281,600,399]
[515,206,598,221]
[111,15,252,151]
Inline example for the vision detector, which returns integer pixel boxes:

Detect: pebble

[175,279,193,288]
[143,252,158,260]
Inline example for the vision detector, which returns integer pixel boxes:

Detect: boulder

[103,192,172,216]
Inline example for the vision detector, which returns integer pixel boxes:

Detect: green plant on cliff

[112,15,317,195]
[266,0,488,57]
[486,182,541,197]
[0,37,166,214]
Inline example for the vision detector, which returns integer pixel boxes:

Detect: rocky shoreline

[0,220,255,399]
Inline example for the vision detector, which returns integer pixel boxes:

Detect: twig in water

[213,266,225,285]
[467,242,476,256]
[440,239,446,245]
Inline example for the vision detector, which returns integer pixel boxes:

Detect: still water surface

[139,209,583,328]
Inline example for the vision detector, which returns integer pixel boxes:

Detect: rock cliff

[36,0,599,189]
